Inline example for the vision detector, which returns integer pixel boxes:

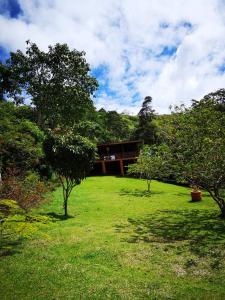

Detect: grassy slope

[1,176,225,300]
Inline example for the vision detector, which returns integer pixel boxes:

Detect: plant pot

[191,191,202,201]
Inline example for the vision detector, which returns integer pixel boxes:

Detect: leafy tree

[4,41,98,129]
[154,114,174,144]
[128,145,170,192]
[44,132,96,217]
[0,61,10,100]
[198,88,225,109]
[0,60,24,104]
[73,120,104,144]
[171,89,225,218]
[134,96,157,144]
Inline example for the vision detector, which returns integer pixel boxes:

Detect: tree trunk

[63,184,70,218]
[209,189,225,219]
[147,179,151,193]
[59,176,76,219]
[218,200,225,219]
[64,198,68,218]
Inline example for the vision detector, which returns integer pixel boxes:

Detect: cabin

[92,140,142,176]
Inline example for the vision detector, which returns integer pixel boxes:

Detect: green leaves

[169,90,225,216]
[0,101,44,176]
[128,145,170,191]
[134,96,157,145]
[3,41,98,129]
[44,131,96,216]
[0,199,22,217]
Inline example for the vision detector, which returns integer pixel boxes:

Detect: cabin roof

[97,140,142,147]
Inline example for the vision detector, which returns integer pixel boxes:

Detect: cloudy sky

[0,0,225,114]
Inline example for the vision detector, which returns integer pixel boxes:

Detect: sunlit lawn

[1,176,225,300]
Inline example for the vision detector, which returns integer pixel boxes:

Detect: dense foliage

[169,89,225,217]
[0,173,47,213]
[94,109,137,143]
[0,101,44,178]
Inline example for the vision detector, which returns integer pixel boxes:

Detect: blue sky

[0,0,21,18]
[0,0,225,114]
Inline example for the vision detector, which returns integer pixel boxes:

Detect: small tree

[128,145,169,192]
[44,132,96,217]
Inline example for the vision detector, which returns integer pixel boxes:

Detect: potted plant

[191,185,202,201]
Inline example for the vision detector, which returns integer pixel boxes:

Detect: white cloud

[0,0,225,114]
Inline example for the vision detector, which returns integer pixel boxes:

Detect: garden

[1,41,225,299]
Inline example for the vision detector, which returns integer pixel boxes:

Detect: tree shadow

[44,212,74,221]
[116,209,225,257]
[0,238,24,257]
[119,188,164,198]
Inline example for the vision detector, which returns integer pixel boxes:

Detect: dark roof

[97,140,142,147]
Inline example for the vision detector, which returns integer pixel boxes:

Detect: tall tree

[4,41,98,129]
[134,96,157,144]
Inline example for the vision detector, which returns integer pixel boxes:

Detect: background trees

[134,96,158,145]
[0,101,44,178]
[94,109,137,143]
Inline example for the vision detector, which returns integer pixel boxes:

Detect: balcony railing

[96,151,138,161]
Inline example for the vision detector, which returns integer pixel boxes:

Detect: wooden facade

[92,140,142,176]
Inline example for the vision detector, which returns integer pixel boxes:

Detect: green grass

[1,176,225,300]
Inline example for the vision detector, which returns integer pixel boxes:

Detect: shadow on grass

[119,188,164,198]
[0,238,24,257]
[44,212,74,221]
[116,209,225,257]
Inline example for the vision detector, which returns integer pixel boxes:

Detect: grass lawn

[1,176,225,300]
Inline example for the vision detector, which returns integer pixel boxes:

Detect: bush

[0,199,23,239]
[0,174,51,255]
[0,172,48,213]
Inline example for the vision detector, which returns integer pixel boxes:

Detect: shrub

[0,172,48,213]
